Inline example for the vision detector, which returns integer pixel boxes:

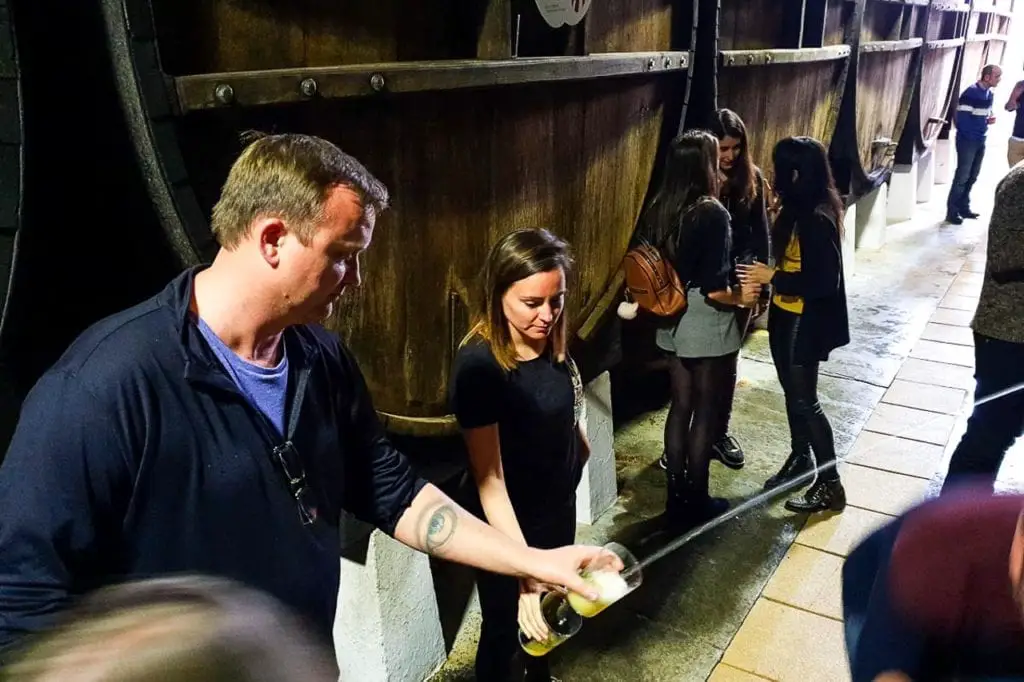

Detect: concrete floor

[429,123,1024,682]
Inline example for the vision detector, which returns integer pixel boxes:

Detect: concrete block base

[842,202,857,279]
[855,183,889,250]
[916,148,936,203]
[576,371,617,525]
[888,163,917,223]
[934,138,954,185]
[335,520,446,682]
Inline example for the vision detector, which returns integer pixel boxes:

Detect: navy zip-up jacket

[0,268,428,657]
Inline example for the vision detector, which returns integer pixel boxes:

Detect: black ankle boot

[784,477,846,513]
[664,472,729,531]
[763,450,815,490]
[665,471,687,519]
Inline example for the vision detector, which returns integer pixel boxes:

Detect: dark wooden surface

[152,0,680,432]
[919,42,960,142]
[854,47,918,172]
[713,0,850,176]
[719,0,804,50]
[51,0,986,433]
[718,60,848,174]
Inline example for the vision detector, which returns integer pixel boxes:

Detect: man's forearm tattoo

[421,504,457,555]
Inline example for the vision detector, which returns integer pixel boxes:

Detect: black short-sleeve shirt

[449,339,581,526]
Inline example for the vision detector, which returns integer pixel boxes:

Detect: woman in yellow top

[739,136,851,514]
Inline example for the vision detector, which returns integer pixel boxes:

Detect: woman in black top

[739,136,851,514]
[644,130,758,531]
[449,228,589,682]
[710,108,772,468]
[657,109,770,473]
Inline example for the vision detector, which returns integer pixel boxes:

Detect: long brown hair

[641,129,721,248]
[709,108,758,207]
[461,228,574,371]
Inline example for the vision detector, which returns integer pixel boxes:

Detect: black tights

[475,505,576,682]
[663,352,739,496]
[715,308,752,440]
[768,306,839,479]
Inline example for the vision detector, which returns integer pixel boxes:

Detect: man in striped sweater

[946,63,1002,225]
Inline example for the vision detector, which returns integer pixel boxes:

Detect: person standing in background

[1003,70,1024,167]
[940,160,1024,494]
[946,64,1002,225]
[643,130,759,531]
[738,136,850,512]
[707,108,772,469]
[842,492,1024,681]
[657,109,769,474]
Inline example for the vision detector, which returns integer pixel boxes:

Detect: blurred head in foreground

[0,576,337,682]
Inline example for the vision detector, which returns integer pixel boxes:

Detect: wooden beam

[860,37,924,52]
[924,37,966,48]
[930,1,971,12]
[719,45,851,67]
[966,31,1008,41]
[173,52,690,113]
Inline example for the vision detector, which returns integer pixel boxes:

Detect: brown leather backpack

[622,197,715,317]
[622,241,687,317]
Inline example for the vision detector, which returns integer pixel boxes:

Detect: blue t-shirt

[197,318,289,437]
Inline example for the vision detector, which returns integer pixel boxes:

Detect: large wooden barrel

[962,0,1014,83]
[0,0,21,455]
[979,0,1016,67]
[896,0,969,163]
[832,0,927,196]
[97,0,694,435]
[691,0,853,179]
[0,0,185,460]
[960,2,991,90]
[0,0,21,349]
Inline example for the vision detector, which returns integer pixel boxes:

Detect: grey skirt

[655,287,744,359]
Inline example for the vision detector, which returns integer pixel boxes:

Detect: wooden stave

[831,0,925,196]
[848,47,920,191]
[0,0,22,346]
[0,0,189,461]
[99,0,691,435]
[706,0,853,179]
[893,0,967,162]
[0,0,22,460]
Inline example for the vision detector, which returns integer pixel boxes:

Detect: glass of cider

[566,541,642,618]
[518,592,584,657]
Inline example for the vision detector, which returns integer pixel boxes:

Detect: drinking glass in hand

[567,541,642,618]
[518,592,584,657]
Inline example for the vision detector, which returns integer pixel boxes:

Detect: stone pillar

[916,148,936,204]
[856,182,889,250]
[334,515,446,682]
[576,371,618,525]
[888,162,917,223]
